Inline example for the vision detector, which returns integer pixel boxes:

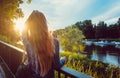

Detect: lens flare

[14,19,25,34]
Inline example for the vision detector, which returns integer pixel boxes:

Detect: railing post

[58,72,61,78]
[65,74,68,78]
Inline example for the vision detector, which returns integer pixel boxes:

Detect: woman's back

[22,38,63,78]
[16,10,66,78]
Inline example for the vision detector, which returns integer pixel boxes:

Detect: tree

[117,18,120,25]
[107,24,120,38]
[76,20,95,39]
[117,18,120,38]
[0,0,30,41]
[95,21,107,39]
[55,26,85,52]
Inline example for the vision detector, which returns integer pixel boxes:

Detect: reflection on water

[83,45,120,66]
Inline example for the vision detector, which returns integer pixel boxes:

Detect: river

[18,40,120,66]
[83,42,120,66]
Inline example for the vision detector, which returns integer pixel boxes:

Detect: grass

[60,52,120,78]
[0,36,120,78]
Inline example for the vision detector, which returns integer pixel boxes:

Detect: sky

[20,0,120,30]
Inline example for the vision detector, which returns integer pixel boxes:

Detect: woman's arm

[52,38,66,69]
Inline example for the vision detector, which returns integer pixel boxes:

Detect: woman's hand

[60,56,68,64]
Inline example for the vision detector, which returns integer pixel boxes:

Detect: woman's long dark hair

[24,10,54,76]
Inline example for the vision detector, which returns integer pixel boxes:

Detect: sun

[14,19,25,34]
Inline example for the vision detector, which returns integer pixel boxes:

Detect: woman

[16,10,67,78]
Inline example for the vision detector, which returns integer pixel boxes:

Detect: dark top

[22,36,64,78]
[42,38,63,78]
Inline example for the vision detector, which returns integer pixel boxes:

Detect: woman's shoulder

[53,38,59,45]
[53,38,58,41]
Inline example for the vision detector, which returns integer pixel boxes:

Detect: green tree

[56,26,85,52]
[0,0,30,41]
[107,24,120,38]
[95,21,107,39]
[76,20,95,39]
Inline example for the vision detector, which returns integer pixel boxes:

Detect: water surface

[83,45,120,66]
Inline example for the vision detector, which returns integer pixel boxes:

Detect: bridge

[0,41,92,78]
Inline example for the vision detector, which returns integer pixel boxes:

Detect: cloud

[21,0,120,30]
[105,17,119,25]
[21,0,95,30]
[92,2,120,24]
[43,0,96,30]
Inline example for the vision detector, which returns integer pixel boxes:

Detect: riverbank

[60,52,120,78]
[0,36,120,78]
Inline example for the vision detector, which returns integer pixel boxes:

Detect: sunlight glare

[14,19,25,34]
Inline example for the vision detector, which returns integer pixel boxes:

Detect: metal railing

[0,41,92,78]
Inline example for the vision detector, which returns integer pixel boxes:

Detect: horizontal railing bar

[0,40,92,78]
[56,66,92,78]
[0,41,24,53]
